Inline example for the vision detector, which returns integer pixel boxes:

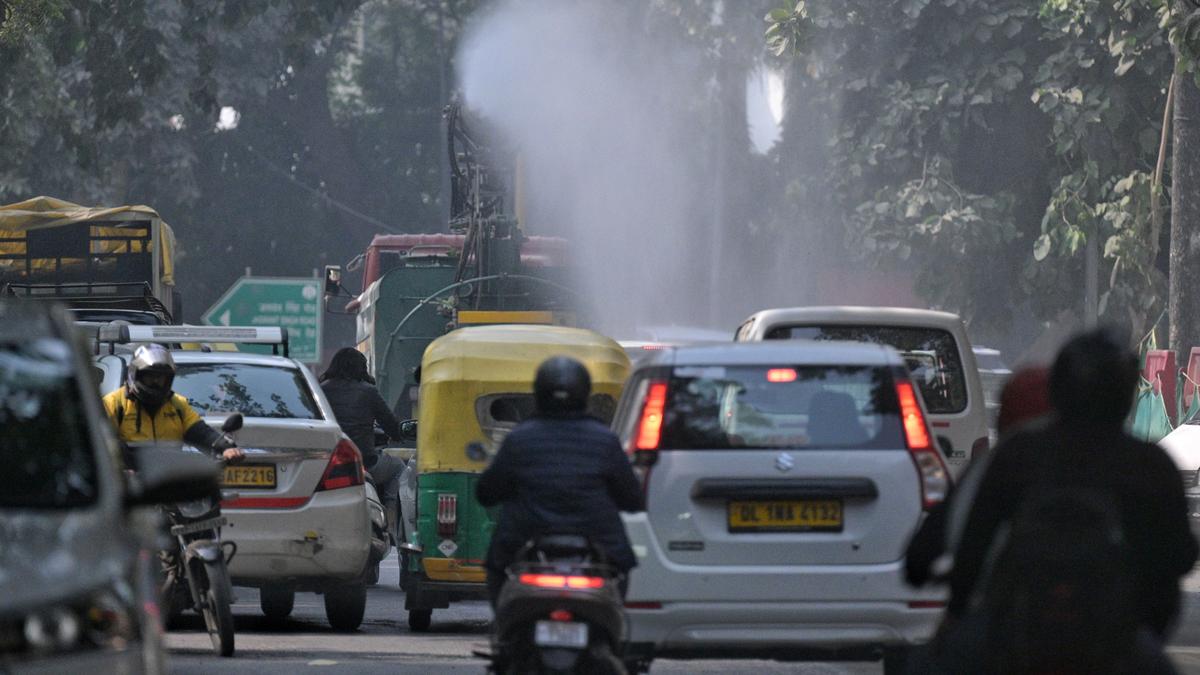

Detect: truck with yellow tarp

[0,196,180,323]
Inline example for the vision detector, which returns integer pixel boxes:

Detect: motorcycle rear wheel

[200,560,236,657]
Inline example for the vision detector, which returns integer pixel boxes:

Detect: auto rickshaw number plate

[727,499,843,532]
[222,464,277,488]
[534,620,588,648]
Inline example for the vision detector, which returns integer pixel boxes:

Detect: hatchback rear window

[765,325,967,414]
[653,365,903,450]
[174,363,322,419]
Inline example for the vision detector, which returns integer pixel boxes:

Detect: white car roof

[743,306,964,330]
[637,340,903,369]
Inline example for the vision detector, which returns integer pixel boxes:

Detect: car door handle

[690,478,879,501]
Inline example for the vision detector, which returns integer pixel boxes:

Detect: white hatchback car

[735,306,989,477]
[93,326,373,631]
[615,341,950,673]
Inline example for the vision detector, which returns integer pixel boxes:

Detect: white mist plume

[458,0,711,336]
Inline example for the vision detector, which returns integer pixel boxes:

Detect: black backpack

[981,487,1138,674]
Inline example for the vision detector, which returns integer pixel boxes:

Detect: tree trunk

[1170,65,1200,354]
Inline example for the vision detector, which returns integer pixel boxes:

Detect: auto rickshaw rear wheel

[408,608,432,632]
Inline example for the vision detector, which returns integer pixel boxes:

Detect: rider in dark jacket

[477,356,644,606]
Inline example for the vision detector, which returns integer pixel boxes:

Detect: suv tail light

[316,440,365,492]
[437,494,458,537]
[896,381,949,509]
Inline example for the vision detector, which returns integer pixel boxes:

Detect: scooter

[488,534,628,675]
[363,475,391,585]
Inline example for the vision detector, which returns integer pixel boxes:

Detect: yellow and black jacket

[102,386,216,447]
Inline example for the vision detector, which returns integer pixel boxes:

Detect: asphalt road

[167,553,1200,674]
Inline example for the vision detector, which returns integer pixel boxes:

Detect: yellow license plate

[222,465,277,488]
[727,500,843,532]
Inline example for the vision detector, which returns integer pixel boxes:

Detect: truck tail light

[437,494,458,538]
[896,381,949,510]
[316,440,365,492]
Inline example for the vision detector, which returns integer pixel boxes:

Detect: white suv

[615,341,950,672]
[93,325,373,631]
[735,306,989,477]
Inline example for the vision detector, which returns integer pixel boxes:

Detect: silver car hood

[0,507,133,616]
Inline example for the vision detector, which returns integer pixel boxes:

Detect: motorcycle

[488,534,628,675]
[155,413,244,657]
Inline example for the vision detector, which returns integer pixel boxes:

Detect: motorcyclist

[950,328,1197,637]
[102,344,244,462]
[319,348,404,522]
[476,356,645,607]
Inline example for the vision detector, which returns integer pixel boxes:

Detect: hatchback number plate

[534,620,588,649]
[727,499,843,532]
[222,464,276,488]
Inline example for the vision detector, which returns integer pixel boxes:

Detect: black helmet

[1049,325,1138,425]
[126,344,176,408]
[534,356,591,415]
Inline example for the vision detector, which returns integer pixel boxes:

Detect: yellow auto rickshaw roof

[421,324,630,385]
[0,196,176,285]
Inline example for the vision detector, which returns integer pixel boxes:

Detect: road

[168,554,1200,674]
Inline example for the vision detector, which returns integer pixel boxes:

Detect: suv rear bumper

[626,600,941,654]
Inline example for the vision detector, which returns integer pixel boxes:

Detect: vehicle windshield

[174,363,322,419]
[0,337,98,508]
[765,325,968,414]
[655,364,903,450]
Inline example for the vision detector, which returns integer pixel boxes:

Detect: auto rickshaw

[399,324,631,631]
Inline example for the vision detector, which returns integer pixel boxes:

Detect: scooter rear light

[316,440,365,492]
[436,494,457,537]
[518,574,605,589]
[549,610,573,622]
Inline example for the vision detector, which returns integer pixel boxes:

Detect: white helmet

[126,344,176,407]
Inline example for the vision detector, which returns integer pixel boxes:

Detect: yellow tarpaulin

[0,196,176,285]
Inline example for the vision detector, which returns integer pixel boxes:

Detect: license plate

[728,499,843,532]
[170,516,226,536]
[222,464,276,488]
[534,620,588,649]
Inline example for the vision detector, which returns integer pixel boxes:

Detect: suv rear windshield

[174,363,322,419]
[765,325,967,414]
[650,365,903,450]
[0,338,98,508]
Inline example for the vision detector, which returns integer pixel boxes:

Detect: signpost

[202,277,322,364]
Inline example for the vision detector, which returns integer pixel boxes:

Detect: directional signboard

[202,277,322,364]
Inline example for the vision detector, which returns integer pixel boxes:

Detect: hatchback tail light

[634,381,669,451]
[895,381,949,509]
[436,494,458,538]
[316,440,365,492]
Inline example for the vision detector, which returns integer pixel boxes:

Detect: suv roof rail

[94,324,289,357]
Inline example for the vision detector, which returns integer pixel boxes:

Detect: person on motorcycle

[476,356,645,607]
[319,347,404,522]
[102,344,244,462]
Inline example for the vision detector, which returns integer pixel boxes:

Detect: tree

[1169,0,1200,352]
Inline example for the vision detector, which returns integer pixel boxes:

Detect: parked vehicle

[401,325,630,631]
[1153,409,1200,538]
[0,301,215,674]
[734,306,988,476]
[93,325,374,631]
[614,341,950,673]
[481,529,627,675]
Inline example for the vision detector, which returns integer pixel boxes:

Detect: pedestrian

[320,348,404,524]
[929,327,1196,673]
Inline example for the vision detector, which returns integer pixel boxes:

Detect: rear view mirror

[324,265,343,296]
[399,419,418,443]
[221,413,244,433]
[465,442,488,463]
[127,448,219,507]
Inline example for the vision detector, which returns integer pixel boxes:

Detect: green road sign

[202,277,322,363]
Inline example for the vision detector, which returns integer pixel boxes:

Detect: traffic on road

[6,1,1200,674]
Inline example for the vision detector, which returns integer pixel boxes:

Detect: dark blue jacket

[477,414,644,573]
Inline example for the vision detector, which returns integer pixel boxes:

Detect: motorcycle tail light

[518,574,604,589]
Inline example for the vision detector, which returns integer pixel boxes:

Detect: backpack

[981,487,1138,674]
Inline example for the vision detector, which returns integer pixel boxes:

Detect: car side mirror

[400,419,418,443]
[324,265,343,297]
[221,413,244,433]
[465,441,488,463]
[126,447,219,507]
